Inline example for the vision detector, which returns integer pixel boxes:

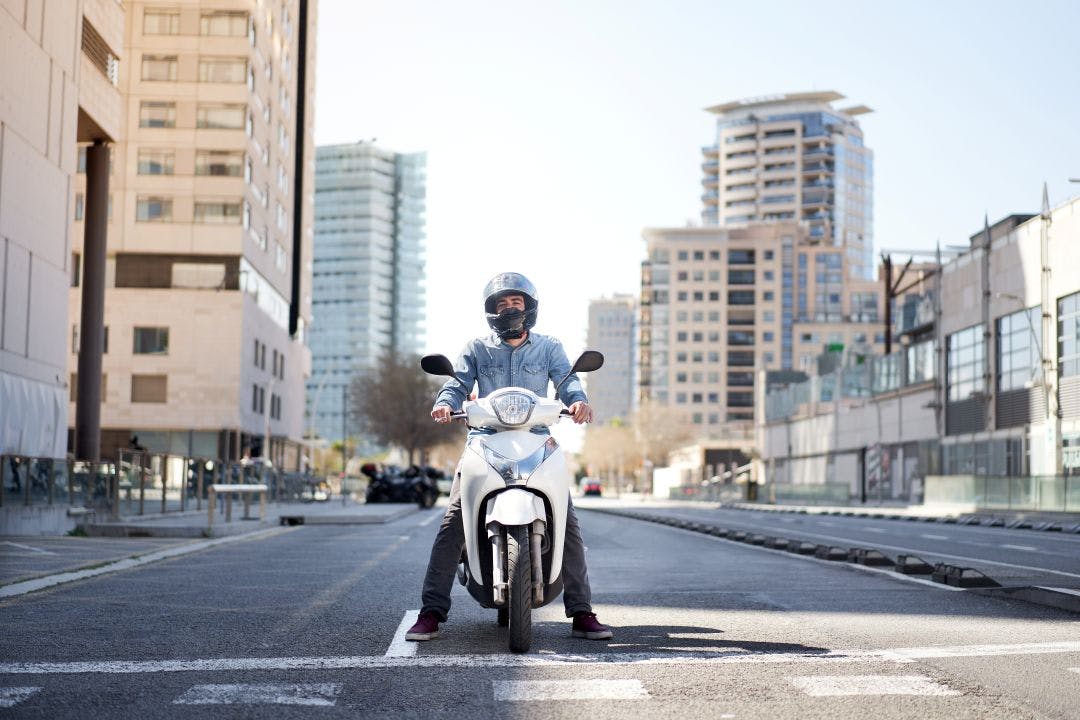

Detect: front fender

[485,488,546,531]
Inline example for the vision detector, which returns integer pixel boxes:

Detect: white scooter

[420,351,603,653]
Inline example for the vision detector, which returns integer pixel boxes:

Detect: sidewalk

[78,498,421,538]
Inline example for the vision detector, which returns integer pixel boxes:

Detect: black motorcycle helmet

[483,272,539,340]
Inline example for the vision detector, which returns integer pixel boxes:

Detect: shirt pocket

[522,362,547,378]
[478,364,500,378]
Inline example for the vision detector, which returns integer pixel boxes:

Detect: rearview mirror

[555,350,604,393]
[420,354,456,378]
[571,350,604,374]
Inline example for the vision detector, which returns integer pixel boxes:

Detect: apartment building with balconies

[700,91,874,280]
[65,1,317,467]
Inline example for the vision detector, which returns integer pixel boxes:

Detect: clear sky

[313,0,1080,362]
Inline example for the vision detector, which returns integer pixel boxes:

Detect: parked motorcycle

[420,350,603,653]
[362,463,439,508]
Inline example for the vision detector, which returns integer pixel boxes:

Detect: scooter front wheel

[506,524,532,653]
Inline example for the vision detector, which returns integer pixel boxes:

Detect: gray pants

[420,473,593,622]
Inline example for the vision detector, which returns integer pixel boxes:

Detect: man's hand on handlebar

[567,401,593,425]
[431,405,452,424]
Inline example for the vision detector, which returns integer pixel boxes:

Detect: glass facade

[997,306,1041,391]
[307,144,427,441]
[1059,291,1080,378]
[947,324,985,402]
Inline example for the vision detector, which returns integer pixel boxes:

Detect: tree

[350,351,461,464]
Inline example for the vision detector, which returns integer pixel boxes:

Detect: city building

[761,196,1080,508]
[701,91,874,280]
[307,142,427,443]
[639,223,885,433]
[66,1,317,467]
[1,0,124,460]
[585,294,637,422]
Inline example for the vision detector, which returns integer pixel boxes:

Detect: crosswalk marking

[492,679,648,701]
[1,640,1078,674]
[173,683,340,706]
[385,610,421,658]
[0,687,42,707]
[788,675,960,697]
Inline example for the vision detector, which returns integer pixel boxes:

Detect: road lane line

[418,511,442,527]
[1001,544,1038,552]
[173,683,340,706]
[493,679,648,701]
[0,542,56,555]
[668,519,1080,580]
[0,687,41,707]
[788,675,960,697]
[920,534,950,540]
[1069,667,1079,674]
[2,641,1078,674]
[0,526,297,599]
[385,610,420,657]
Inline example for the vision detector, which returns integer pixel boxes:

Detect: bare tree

[350,351,461,464]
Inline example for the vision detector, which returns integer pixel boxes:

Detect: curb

[581,506,1080,615]
[723,502,1080,534]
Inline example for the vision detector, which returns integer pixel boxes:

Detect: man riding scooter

[405,272,612,642]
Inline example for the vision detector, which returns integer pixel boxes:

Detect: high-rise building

[639,224,885,434]
[66,1,317,466]
[307,142,427,442]
[2,1,124,460]
[701,91,874,280]
[585,295,637,422]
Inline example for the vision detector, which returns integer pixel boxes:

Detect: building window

[728,290,755,305]
[252,384,260,412]
[198,56,248,83]
[74,194,84,221]
[136,196,173,222]
[947,324,985,402]
[194,200,242,224]
[143,8,180,35]
[200,10,248,36]
[137,149,175,175]
[997,306,1041,392]
[195,150,244,176]
[728,270,755,285]
[727,391,754,407]
[133,327,169,355]
[141,54,178,81]
[1060,291,1080,378]
[131,374,168,403]
[139,101,176,128]
[729,249,756,265]
[196,104,246,129]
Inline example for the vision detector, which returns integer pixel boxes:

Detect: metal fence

[2,453,320,519]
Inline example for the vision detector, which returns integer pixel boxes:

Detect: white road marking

[0,527,296,599]
[1068,667,1079,674]
[1001,544,1038,552]
[385,610,420,657]
[418,511,442,527]
[920,534,950,540]
[701,522,1080,581]
[2,641,1078,675]
[493,679,649,701]
[864,528,886,533]
[1037,586,1080,598]
[173,683,340,706]
[0,542,56,555]
[0,687,42,707]
[789,674,960,697]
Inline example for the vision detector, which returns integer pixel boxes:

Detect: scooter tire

[506,525,532,653]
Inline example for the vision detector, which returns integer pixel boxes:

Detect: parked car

[582,480,602,497]
[362,463,439,508]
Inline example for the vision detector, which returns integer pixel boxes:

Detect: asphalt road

[577,501,1080,588]
[1,503,1078,718]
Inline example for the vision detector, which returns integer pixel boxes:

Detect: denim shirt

[433,331,588,412]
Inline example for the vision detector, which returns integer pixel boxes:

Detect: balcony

[802,162,834,175]
[701,190,719,204]
[802,147,834,162]
[702,160,719,172]
[701,144,719,158]
[804,179,834,189]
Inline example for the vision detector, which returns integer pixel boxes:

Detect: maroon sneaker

[405,611,440,641]
[571,612,612,640]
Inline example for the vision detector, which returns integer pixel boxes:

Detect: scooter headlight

[490,391,535,426]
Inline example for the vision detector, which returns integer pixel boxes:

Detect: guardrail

[2,453,321,519]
